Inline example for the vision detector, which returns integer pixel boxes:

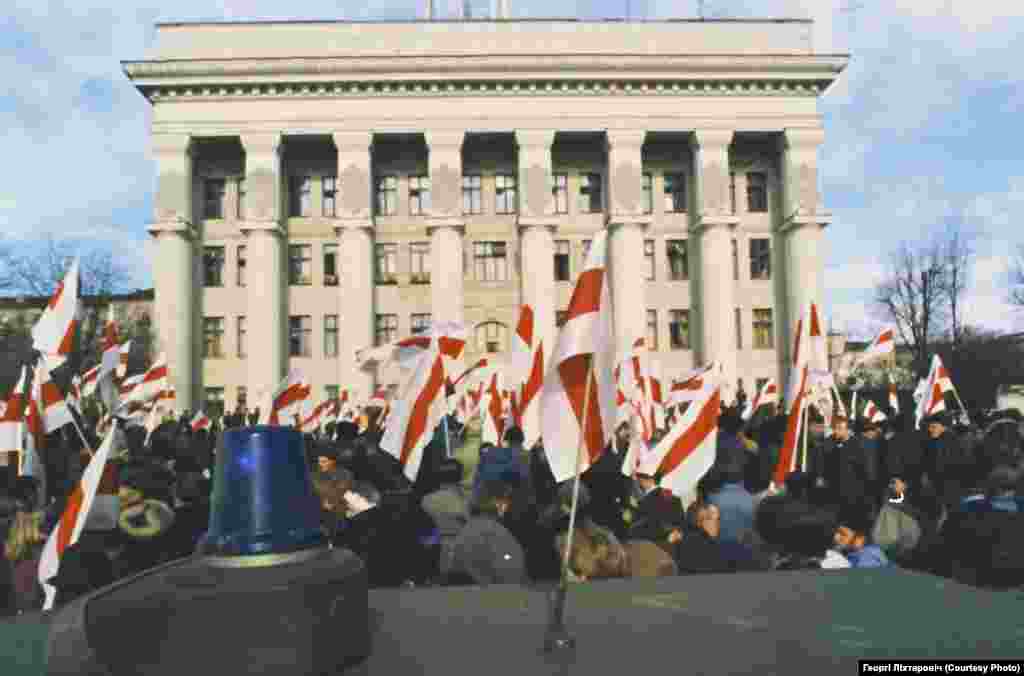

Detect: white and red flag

[119,373,144,399]
[0,367,28,462]
[260,371,311,426]
[380,344,448,482]
[190,411,212,432]
[627,337,655,443]
[807,302,829,376]
[669,363,717,407]
[32,359,75,435]
[39,420,119,610]
[915,354,955,428]
[888,376,900,415]
[31,259,79,365]
[511,305,545,448]
[863,400,887,423]
[117,340,132,380]
[785,309,808,412]
[647,358,667,433]
[856,327,896,368]
[773,365,809,487]
[120,353,168,409]
[639,384,721,499]
[80,364,101,399]
[83,462,120,534]
[742,378,778,421]
[540,230,617,484]
[481,370,506,446]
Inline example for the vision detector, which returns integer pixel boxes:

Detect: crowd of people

[2,398,1023,617]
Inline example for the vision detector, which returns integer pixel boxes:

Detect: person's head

[615,421,631,449]
[926,413,948,439]
[562,524,629,581]
[312,471,354,515]
[11,476,40,512]
[4,510,44,562]
[832,416,851,441]
[316,448,338,474]
[756,497,836,558]
[834,508,875,554]
[634,472,658,495]
[472,480,515,518]
[687,501,721,540]
[503,426,525,448]
[719,411,743,436]
[862,421,882,441]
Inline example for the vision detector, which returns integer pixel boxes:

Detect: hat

[119,499,175,539]
[446,517,526,585]
[924,412,951,426]
[46,542,115,591]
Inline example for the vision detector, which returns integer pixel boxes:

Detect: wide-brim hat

[119,499,175,539]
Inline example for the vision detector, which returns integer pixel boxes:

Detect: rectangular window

[322,175,337,217]
[729,172,737,215]
[410,242,431,284]
[578,173,602,213]
[203,178,226,220]
[409,175,431,215]
[205,388,225,420]
[375,314,398,346]
[236,177,246,219]
[664,172,687,213]
[411,313,432,335]
[667,240,688,280]
[753,308,774,349]
[735,308,743,350]
[375,175,397,216]
[375,243,398,284]
[750,238,771,280]
[236,245,247,287]
[473,241,508,282]
[323,243,338,286]
[203,317,225,359]
[289,176,312,217]
[325,385,339,401]
[203,246,225,287]
[556,311,568,328]
[554,240,571,282]
[237,316,246,358]
[288,244,312,286]
[581,239,592,265]
[669,310,691,350]
[495,174,517,214]
[644,240,656,281]
[477,322,506,353]
[641,173,653,214]
[646,309,658,351]
[747,172,768,212]
[552,173,569,214]
[732,239,740,281]
[462,175,482,215]
[289,315,312,357]
[236,386,247,410]
[324,315,339,358]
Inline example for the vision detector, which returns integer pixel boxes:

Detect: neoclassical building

[123,18,847,418]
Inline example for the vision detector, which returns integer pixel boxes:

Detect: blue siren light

[197,425,326,556]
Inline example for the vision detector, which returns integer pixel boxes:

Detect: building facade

[123,18,847,415]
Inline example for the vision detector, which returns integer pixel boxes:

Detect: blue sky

[2,0,1023,340]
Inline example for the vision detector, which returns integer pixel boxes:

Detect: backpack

[872,502,922,560]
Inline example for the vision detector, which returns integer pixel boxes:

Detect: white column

[333,131,376,401]
[425,131,466,326]
[691,129,739,397]
[778,127,830,384]
[148,133,196,412]
[515,129,557,364]
[240,133,286,411]
[605,130,649,358]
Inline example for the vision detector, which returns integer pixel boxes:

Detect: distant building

[0,289,154,335]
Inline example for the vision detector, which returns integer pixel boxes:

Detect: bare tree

[941,224,975,351]
[1008,244,1024,308]
[0,236,131,299]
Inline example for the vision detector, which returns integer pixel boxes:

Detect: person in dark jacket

[809,416,877,516]
[339,481,416,588]
[922,413,974,511]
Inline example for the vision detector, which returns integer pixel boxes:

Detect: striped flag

[540,230,617,484]
[32,359,74,435]
[669,363,717,407]
[380,343,447,482]
[190,411,212,432]
[80,364,101,399]
[639,384,721,499]
[260,371,311,426]
[39,420,119,610]
[742,378,778,421]
[863,400,887,423]
[773,365,809,486]
[31,259,79,366]
[0,367,28,468]
[915,354,954,428]
[481,371,505,446]
[83,461,120,533]
[856,327,896,368]
[888,376,900,414]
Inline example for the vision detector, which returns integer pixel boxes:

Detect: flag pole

[799,397,810,473]
[545,353,594,653]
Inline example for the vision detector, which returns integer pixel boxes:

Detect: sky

[2,0,1023,340]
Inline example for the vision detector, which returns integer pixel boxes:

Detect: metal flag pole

[544,353,594,654]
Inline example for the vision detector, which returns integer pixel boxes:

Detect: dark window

[409,175,431,215]
[325,385,339,401]
[375,244,398,284]
[750,239,771,280]
[554,240,570,282]
[753,309,773,349]
[236,245,246,287]
[411,313,432,335]
[203,247,225,287]
[375,314,398,346]
[410,242,431,284]
[552,173,568,214]
[322,176,337,217]
[324,315,339,358]
[667,240,688,280]
[323,244,338,286]
[203,179,226,220]
[669,310,690,350]
[289,315,312,357]
[474,241,508,282]
[747,172,768,212]
[462,175,482,215]
[203,317,225,358]
[288,244,312,285]
[205,388,225,420]
[664,173,687,212]
[495,175,517,214]
[376,176,397,216]
[732,239,740,281]
[289,176,312,217]
[578,173,602,213]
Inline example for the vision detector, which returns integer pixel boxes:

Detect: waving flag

[773,365,809,486]
[856,327,896,367]
[190,411,212,432]
[669,363,717,407]
[80,364,101,399]
[888,376,900,414]
[808,303,829,376]
[31,258,79,365]
[0,368,28,467]
[863,400,887,423]
[481,371,506,446]
[260,371,311,426]
[742,378,778,421]
[519,339,544,450]
[32,359,74,435]
[380,346,447,482]
[639,385,721,499]
[540,230,617,484]
[39,420,119,610]
[915,354,954,428]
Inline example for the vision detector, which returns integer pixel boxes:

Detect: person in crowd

[339,481,418,587]
[442,479,526,586]
[754,496,849,570]
[627,470,683,543]
[834,507,890,568]
[420,459,469,580]
[471,427,529,506]
[921,412,975,514]
[4,509,46,613]
[557,521,629,582]
[45,542,116,608]
[705,429,756,545]
[582,421,631,539]
[311,470,352,547]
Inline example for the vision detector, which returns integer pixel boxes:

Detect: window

[411,313,432,335]
[462,175,482,215]
[729,172,737,214]
[747,172,768,212]
[289,176,312,217]
[669,310,690,350]
[288,244,312,285]
[325,385,339,401]
[236,177,246,219]
[203,247,225,287]
[203,317,224,358]
[237,316,247,358]
[753,309,774,349]
[376,176,397,216]
[324,315,339,358]
[732,239,740,281]
[323,243,338,286]
[409,175,431,215]
[236,245,247,287]
[667,240,688,280]
[375,314,398,346]
[203,179,226,220]
[476,322,507,353]
[375,243,398,284]
[641,173,653,214]
[646,310,658,351]
[552,173,568,214]
[554,240,571,282]
[664,173,687,213]
[236,386,247,410]
[495,174,517,214]
[289,316,312,357]
[750,239,771,280]
[735,308,743,350]
[578,173,602,213]
[410,242,431,284]
[205,388,225,420]
[473,241,508,282]
[322,175,337,217]
[644,240,656,281]
[556,311,568,328]
[581,239,592,265]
